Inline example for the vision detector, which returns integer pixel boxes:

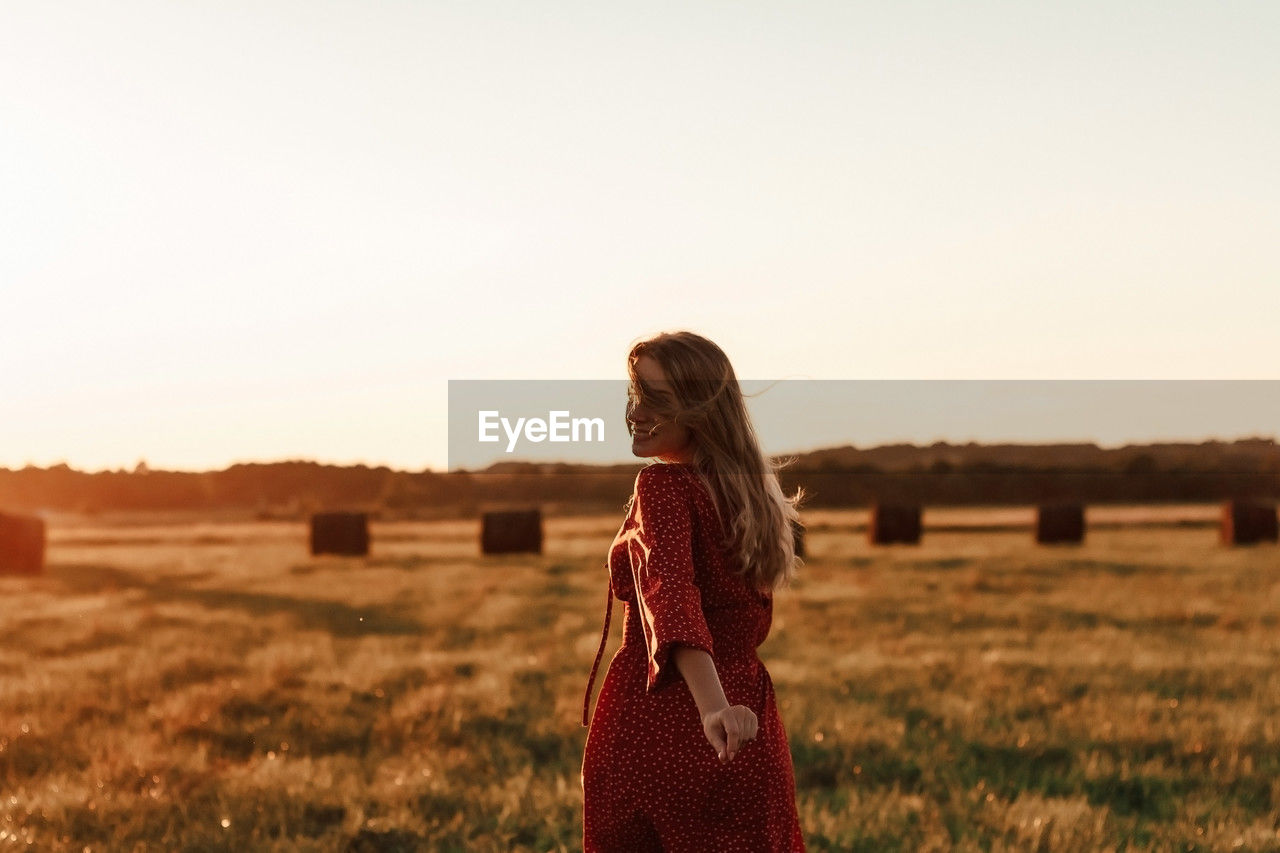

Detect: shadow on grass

[48,564,422,638]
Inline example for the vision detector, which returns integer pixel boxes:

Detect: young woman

[581,331,806,851]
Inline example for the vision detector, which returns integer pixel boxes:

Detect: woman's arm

[673,645,729,716]
[673,645,758,763]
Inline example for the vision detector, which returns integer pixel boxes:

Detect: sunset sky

[3,2,1277,472]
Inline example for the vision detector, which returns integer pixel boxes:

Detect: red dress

[580,462,806,852]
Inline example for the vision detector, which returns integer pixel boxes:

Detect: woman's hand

[671,646,757,762]
[701,705,758,763]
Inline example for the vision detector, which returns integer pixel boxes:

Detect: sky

[2,1,1277,473]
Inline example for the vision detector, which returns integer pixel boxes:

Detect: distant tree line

[1,439,1276,518]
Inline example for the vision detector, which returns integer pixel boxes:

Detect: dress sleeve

[628,465,715,693]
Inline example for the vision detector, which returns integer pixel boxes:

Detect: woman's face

[628,354,694,464]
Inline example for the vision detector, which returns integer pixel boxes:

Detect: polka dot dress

[581,462,806,852]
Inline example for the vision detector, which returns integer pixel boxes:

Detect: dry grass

[2,510,1278,851]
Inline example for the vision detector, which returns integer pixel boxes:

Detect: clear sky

[3,2,1277,473]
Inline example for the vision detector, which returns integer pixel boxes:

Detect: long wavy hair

[625,331,804,593]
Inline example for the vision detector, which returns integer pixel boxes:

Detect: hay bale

[1220,500,1278,545]
[869,504,921,545]
[482,509,543,555]
[0,513,45,575]
[310,512,370,556]
[791,518,806,559]
[1037,504,1085,544]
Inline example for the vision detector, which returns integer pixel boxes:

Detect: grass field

[2,508,1279,851]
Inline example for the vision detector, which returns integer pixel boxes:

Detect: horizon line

[7,433,1277,476]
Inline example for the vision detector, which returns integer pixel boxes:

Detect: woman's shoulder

[634,463,729,530]
[634,462,694,494]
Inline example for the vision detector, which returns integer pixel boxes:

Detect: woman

[581,331,806,852]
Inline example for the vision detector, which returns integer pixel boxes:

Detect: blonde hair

[626,330,804,593]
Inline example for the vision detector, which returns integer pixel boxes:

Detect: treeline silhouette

[2,438,1276,519]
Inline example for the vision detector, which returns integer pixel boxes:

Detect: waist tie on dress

[581,581,613,728]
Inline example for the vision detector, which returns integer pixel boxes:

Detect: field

[2,507,1279,851]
